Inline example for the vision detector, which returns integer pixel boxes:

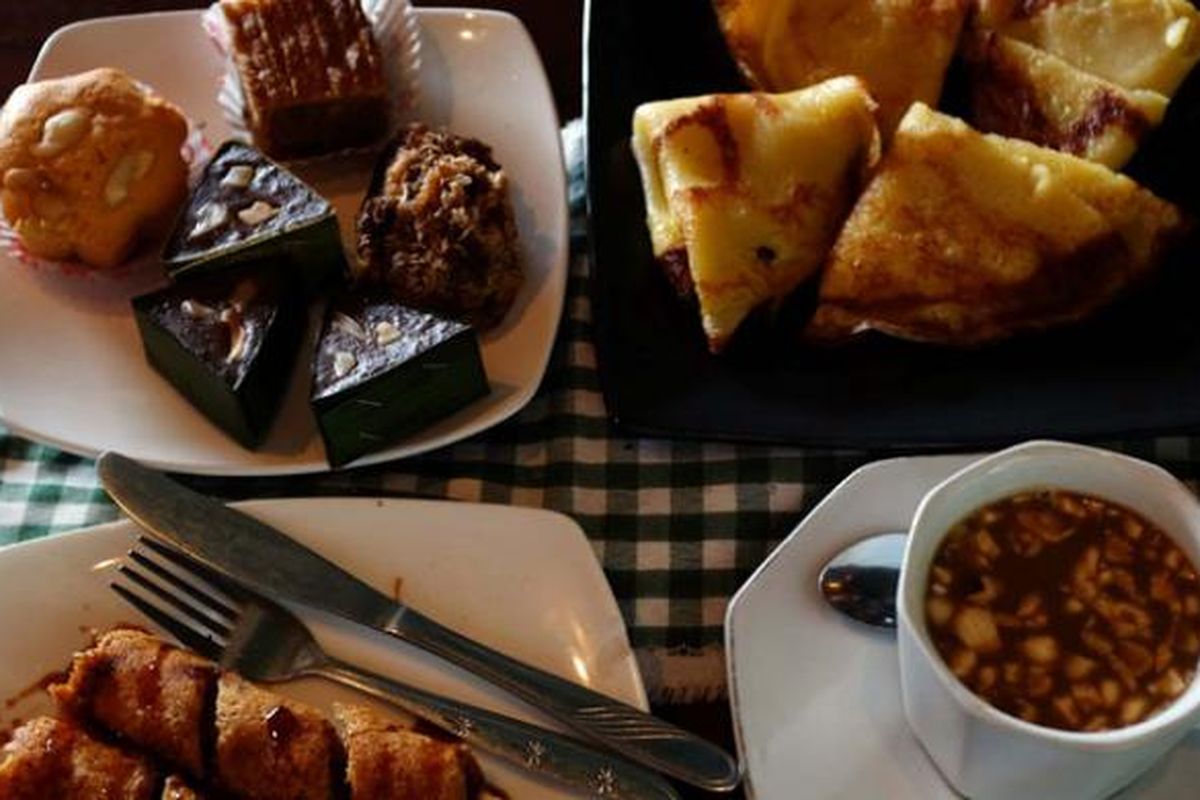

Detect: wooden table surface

[0,2,745,798]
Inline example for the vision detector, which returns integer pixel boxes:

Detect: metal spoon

[817,532,907,628]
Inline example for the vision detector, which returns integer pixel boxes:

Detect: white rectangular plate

[0,9,567,475]
[0,498,645,798]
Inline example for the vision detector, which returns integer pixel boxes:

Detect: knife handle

[316,659,680,800]
[387,611,740,792]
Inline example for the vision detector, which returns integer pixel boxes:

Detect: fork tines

[110,537,241,660]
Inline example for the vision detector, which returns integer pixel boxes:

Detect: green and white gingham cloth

[6,123,1200,702]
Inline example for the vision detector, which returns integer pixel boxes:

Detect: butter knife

[97,452,741,792]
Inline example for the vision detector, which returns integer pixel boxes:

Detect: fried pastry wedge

[964,30,1168,168]
[974,0,1200,95]
[807,104,1185,345]
[632,77,881,352]
[713,0,968,133]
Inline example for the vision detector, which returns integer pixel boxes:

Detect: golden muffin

[0,717,158,800]
[974,0,1200,95]
[964,30,1169,168]
[632,77,881,352]
[0,67,188,268]
[808,103,1184,345]
[713,0,969,134]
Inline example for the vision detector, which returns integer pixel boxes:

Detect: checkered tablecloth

[5,124,1200,703]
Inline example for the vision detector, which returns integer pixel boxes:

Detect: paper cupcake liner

[202,0,421,166]
[0,123,214,278]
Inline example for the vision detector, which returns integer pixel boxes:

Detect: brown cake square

[220,0,389,159]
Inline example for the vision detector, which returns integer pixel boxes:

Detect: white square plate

[725,454,1200,799]
[0,9,567,475]
[0,498,645,798]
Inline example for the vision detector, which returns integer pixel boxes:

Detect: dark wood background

[0,2,743,797]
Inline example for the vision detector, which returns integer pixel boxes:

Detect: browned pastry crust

[214,673,340,800]
[0,67,188,268]
[161,774,209,800]
[50,627,217,779]
[961,28,1167,168]
[220,0,388,159]
[334,704,480,800]
[356,124,523,329]
[807,104,1185,345]
[713,0,968,135]
[20,629,499,799]
[0,716,158,800]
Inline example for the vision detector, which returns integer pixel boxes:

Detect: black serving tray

[584,0,1200,449]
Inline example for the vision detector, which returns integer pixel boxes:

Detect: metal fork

[111,537,680,800]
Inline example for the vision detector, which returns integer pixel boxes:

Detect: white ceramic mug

[897,440,1200,800]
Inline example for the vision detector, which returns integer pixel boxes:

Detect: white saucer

[725,454,1200,799]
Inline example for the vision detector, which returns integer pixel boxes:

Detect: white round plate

[0,9,567,475]
[725,454,1200,799]
[0,497,644,799]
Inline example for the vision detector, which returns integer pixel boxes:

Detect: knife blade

[97,452,741,792]
[97,453,397,628]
